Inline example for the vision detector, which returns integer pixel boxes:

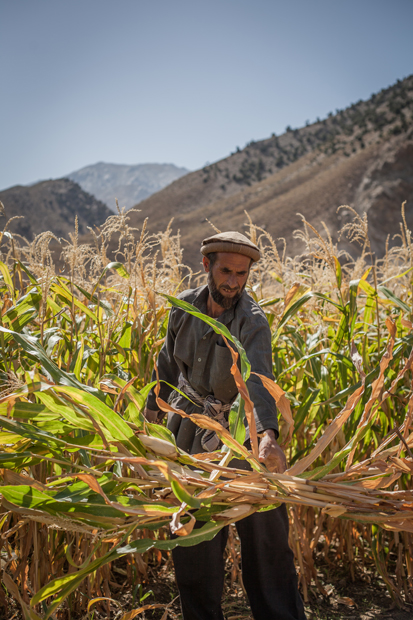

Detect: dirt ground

[103,562,413,620]
[151,582,413,620]
[2,558,412,619]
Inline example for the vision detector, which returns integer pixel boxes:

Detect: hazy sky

[1,0,412,190]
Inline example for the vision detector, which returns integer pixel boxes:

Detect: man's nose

[226,274,237,287]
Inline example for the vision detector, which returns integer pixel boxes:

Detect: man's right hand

[258,429,287,473]
[143,407,160,423]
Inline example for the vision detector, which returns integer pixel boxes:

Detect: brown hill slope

[0,178,112,240]
[124,75,413,269]
[133,133,413,269]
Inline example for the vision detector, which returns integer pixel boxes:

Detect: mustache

[220,285,239,292]
[208,271,244,310]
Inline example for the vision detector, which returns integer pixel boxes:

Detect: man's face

[203,252,251,310]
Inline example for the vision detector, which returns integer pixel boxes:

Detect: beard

[207,270,246,310]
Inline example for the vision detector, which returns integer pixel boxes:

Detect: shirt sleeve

[240,312,279,437]
[146,307,180,411]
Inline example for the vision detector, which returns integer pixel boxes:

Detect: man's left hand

[143,407,161,424]
[258,429,287,473]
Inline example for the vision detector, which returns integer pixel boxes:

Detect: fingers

[259,455,287,473]
[258,448,287,473]
[144,407,160,423]
[258,434,287,473]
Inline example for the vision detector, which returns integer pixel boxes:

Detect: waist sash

[177,374,232,452]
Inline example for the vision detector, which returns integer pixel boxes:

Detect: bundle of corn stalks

[1,204,413,616]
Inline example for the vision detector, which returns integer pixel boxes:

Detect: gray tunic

[146,285,278,453]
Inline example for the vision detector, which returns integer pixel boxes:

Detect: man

[145,231,306,620]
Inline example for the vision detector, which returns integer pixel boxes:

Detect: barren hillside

[0,179,112,240]
[124,75,413,269]
[3,76,412,269]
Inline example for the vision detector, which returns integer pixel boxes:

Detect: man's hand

[143,407,160,424]
[258,429,287,473]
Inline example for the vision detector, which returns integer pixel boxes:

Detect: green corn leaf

[145,421,177,445]
[0,326,99,394]
[46,296,72,322]
[273,292,314,342]
[309,356,321,383]
[312,292,345,313]
[46,332,64,356]
[377,285,411,314]
[73,337,85,380]
[334,256,342,290]
[15,260,38,285]
[228,394,246,447]
[331,312,347,353]
[320,365,330,400]
[363,295,375,333]
[31,540,146,617]
[0,415,69,449]
[67,279,114,315]
[293,388,320,433]
[51,385,146,456]
[153,520,225,550]
[2,292,42,323]
[8,402,49,419]
[277,349,353,379]
[162,294,251,382]
[170,479,200,508]
[258,296,282,307]
[124,401,145,428]
[1,485,67,515]
[358,279,377,297]
[63,434,105,450]
[35,391,98,434]
[51,282,98,321]
[348,279,360,339]
[0,260,14,294]
[119,323,132,348]
[0,453,42,469]
[1,308,38,336]
[105,262,130,279]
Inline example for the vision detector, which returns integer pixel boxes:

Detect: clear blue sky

[1,0,412,190]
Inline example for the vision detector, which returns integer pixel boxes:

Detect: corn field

[1,202,413,619]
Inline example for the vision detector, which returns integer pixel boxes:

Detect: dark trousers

[172,504,306,620]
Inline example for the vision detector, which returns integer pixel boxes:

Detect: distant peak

[65,161,190,211]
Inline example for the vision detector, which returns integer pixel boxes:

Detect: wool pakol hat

[201,231,261,262]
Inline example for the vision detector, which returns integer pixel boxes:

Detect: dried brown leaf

[252,372,294,446]
[223,336,259,459]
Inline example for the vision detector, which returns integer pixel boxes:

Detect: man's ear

[202,256,211,273]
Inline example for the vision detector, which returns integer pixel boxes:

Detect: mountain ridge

[1,75,412,270]
[121,74,413,269]
[0,178,113,241]
[67,161,189,211]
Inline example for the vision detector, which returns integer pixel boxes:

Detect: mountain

[66,162,189,211]
[4,76,411,271]
[0,178,113,240]
[120,75,413,269]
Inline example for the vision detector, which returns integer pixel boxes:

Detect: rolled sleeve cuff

[146,391,159,411]
[255,417,279,438]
